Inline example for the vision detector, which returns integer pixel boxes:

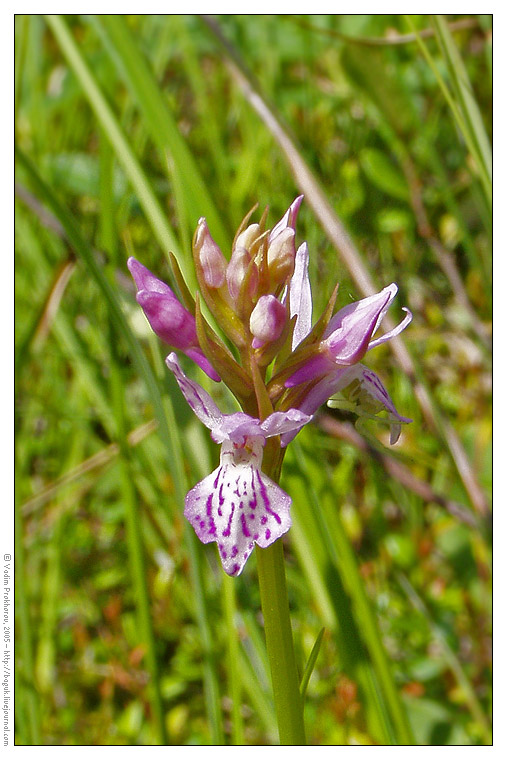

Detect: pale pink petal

[260,409,313,439]
[289,242,313,349]
[323,285,398,365]
[368,308,413,350]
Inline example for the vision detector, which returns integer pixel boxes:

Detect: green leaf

[300,627,325,701]
[359,148,409,202]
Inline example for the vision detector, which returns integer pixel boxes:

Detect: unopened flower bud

[250,295,287,348]
[226,246,259,302]
[194,217,227,288]
[267,227,296,287]
[127,257,220,381]
[268,195,303,242]
[235,223,261,254]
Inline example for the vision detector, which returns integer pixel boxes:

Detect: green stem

[223,576,245,745]
[255,538,306,745]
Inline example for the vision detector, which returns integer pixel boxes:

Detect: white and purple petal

[184,439,292,576]
[166,352,225,431]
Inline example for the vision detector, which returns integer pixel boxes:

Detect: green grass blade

[300,627,325,702]
[404,15,491,208]
[109,333,167,744]
[432,15,492,192]
[43,14,186,279]
[91,15,229,253]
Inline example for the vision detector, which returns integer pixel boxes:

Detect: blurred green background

[15,15,491,745]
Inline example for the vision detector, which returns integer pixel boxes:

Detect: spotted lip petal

[166,353,313,574]
[184,439,292,576]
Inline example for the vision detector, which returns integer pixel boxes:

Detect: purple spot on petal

[206,493,217,536]
[256,471,282,524]
[231,546,238,558]
[223,502,235,537]
[261,516,268,525]
[265,529,271,540]
[241,513,251,537]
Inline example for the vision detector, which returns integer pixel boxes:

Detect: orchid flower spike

[128,257,220,381]
[166,353,312,576]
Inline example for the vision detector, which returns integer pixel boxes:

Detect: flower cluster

[128,197,412,575]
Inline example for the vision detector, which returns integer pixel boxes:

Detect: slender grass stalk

[431,14,492,201]
[14,477,41,745]
[91,14,229,254]
[100,131,166,742]
[404,15,491,209]
[319,492,415,745]
[299,627,325,702]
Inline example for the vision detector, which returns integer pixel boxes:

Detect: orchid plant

[128,197,411,744]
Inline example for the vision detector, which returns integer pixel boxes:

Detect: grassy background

[15,14,491,746]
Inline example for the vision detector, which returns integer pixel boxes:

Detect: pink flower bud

[194,217,227,288]
[235,223,261,253]
[250,295,287,348]
[127,257,220,381]
[267,227,296,287]
[226,246,259,302]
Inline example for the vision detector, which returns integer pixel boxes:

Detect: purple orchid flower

[283,248,412,445]
[165,352,312,576]
[128,257,220,381]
